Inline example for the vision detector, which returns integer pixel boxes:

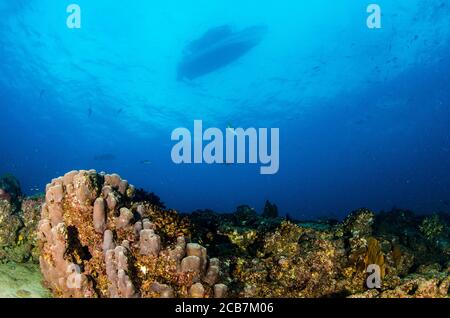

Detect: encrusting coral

[38,170,226,298]
[420,214,446,242]
[190,207,449,298]
[229,221,345,297]
[0,200,22,251]
[0,174,42,263]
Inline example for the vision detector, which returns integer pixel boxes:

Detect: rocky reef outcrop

[38,170,226,298]
[0,174,41,263]
[189,207,449,298]
[1,170,448,298]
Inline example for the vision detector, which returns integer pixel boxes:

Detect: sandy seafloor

[0,262,51,298]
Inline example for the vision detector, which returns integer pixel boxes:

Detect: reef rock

[187,206,449,298]
[0,178,41,263]
[0,174,21,207]
[0,200,22,249]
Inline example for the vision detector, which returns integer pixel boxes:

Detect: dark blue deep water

[0,0,449,218]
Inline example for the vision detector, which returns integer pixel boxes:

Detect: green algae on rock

[0,262,51,298]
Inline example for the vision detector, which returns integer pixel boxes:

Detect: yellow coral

[226,229,258,251]
[364,237,385,280]
[138,204,191,243]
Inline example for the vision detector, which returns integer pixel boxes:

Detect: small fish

[117,108,124,114]
[88,107,93,117]
[39,89,46,99]
[140,160,152,165]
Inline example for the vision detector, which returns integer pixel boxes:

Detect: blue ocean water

[0,0,449,218]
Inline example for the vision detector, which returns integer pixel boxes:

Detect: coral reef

[350,263,450,298]
[189,207,449,298]
[189,205,284,257]
[229,221,345,297]
[38,170,226,298]
[0,178,42,263]
[0,170,448,298]
[0,200,22,252]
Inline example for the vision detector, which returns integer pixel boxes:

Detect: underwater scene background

[1,0,449,217]
[0,0,449,299]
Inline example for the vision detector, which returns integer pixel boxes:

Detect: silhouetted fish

[177,25,267,80]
